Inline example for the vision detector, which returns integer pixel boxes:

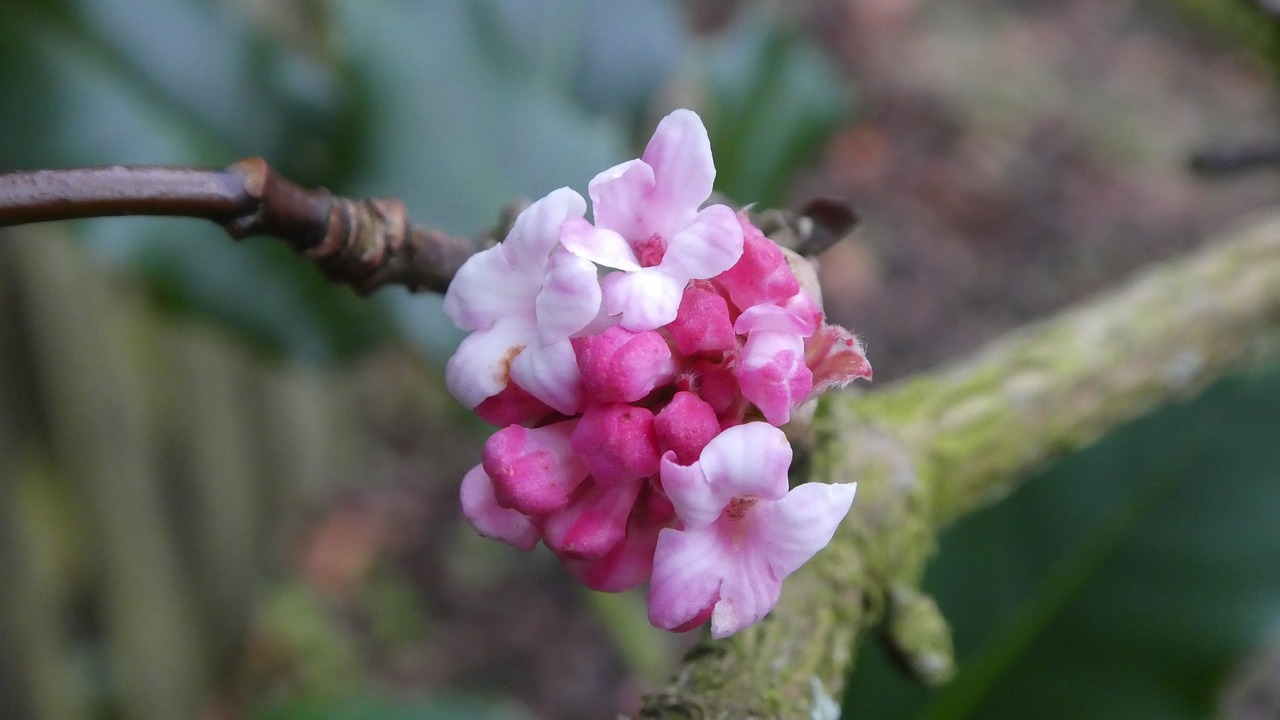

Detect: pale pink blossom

[445,107,871,641]
[444,188,601,414]
[561,110,744,331]
[733,303,819,426]
[648,423,857,638]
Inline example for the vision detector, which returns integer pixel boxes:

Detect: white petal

[647,527,724,631]
[536,248,604,339]
[588,158,658,241]
[755,482,856,579]
[709,551,782,639]
[642,109,716,231]
[735,304,816,336]
[659,204,743,281]
[503,187,586,268]
[560,217,642,271]
[443,244,538,332]
[601,268,684,331]
[658,451,721,529]
[445,319,532,409]
[697,423,792,501]
[509,337,583,415]
[459,464,540,551]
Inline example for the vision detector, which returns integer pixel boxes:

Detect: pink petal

[502,187,587,268]
[542,478,644,561]
[642,109,716,235]
[708,549,782,639]
[561,217,642,271]
[754,482,857,579]
[574,326,675,403]
[647,526,723,632]
[587,158,658,242]
[694,423,793,502]
[459,464,540,551]
[442,244,538,332]
[659,204,744,281]
[659,423,792,529]
[445,318,532,409]
[601,267,686,331]
[536,247,604,340]
[779,290,824,333]
[734,303,818,337]
[570,403,662,487]
[482,420,588,516]
[736,331,814,426]
[509,337,583,415]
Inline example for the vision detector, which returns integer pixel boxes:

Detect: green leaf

[843,366,1280,719]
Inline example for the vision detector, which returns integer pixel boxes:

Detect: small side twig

[0,159,476,295]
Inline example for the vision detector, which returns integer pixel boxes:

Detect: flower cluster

[444,110,871,638]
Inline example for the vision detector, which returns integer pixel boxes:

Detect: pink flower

[444,188,602,415]
[648,423,857,638]
[561,110,745,331]
[444,107,872,640]
[732,302,819,426]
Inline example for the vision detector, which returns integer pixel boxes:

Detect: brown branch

[0,159,476,295]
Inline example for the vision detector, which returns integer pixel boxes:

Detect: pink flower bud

[565,483,672,592]
[474,382,558,427]
[735,331,814,426]
[654,391,721,465]
[459,465,541,551]
[541,478,643,561]
[806,324,873,394]
[668,283,738,357]
[482,420,588,516]
[574,326,676,403]
[570,403,662,487]
[716,218,800,310]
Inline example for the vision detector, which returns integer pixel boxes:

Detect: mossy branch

[639,212,1280,718]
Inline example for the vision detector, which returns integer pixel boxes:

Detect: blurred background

[2,0,1280,718]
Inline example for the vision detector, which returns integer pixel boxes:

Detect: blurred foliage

[698,5,853,206]
[257,695,535,720]
[844,365,1280,719]
[1159,0,1280,75]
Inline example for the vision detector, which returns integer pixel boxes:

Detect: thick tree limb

[0,160,475,295]
[639,212,1280,718]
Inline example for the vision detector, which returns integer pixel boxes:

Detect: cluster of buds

[443,110,871,638]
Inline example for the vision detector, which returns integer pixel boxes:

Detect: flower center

[725,496,757,521]
[635,233,668,267]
